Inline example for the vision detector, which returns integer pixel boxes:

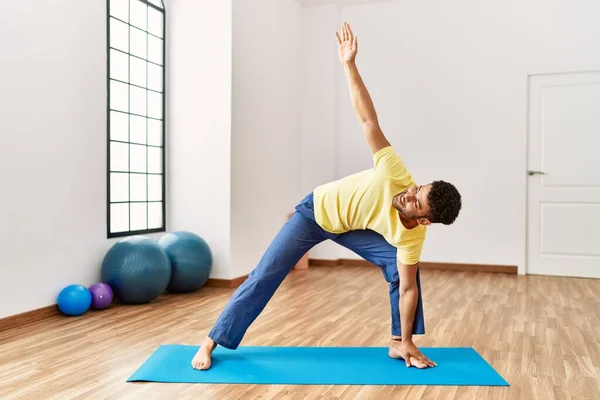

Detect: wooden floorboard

[1,266,599,399]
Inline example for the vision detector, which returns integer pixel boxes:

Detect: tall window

[107,0,165,238]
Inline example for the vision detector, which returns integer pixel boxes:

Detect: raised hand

[335,22,358,65]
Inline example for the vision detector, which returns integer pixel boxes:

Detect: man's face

[393,184,432,223]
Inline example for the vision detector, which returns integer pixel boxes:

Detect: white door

[527,71,600,278]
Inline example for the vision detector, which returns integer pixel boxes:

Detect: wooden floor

[1,266,599,399]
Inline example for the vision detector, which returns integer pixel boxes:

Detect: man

[192,22,461,370]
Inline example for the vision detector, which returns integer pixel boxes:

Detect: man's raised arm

[336,22,391,155]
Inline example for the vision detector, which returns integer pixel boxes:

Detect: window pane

[148,7,163,38]
[110,111,128,142]
[110,203,129,233]
[148,202,163,229]
[110,49,128,82]
[130,173,147,201]
[110,80,128,112]
[110,141,129,171]
[148,35,163,65]
[147,63,162,92]
[130,203,147,231]
[130,115,146,144]
[130,144,147,173]
[148,147,162,173]
[148,119,162,146]
[148,174,162,201]
[130,56,146,87]
[130,27,147,59]
[110,173,129,202]
[110,18,129,52]
[147,91,162,119]
[130,86,146,116]
[109,0,128,22]
[130,0,147,31]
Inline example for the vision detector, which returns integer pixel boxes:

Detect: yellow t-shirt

[313,146,426,265]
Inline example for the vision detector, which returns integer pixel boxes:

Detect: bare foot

[388,338,403,359]
[191,336,217,370]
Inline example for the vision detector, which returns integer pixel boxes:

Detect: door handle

[528,170,546,176]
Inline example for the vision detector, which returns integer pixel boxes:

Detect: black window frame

[106,0,166,238]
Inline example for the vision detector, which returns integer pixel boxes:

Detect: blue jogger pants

[208,192,425,349]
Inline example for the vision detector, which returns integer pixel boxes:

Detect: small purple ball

[89,283,114,310]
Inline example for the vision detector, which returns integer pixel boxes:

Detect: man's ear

[417,218,431,226]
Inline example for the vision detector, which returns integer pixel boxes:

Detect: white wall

[0,0,115,319]
[170,0,304,279]
[301,0,600,271]
[300,5,338,198]
[231,0,303,277]
[168,0,233,279]
[0,0,236,318]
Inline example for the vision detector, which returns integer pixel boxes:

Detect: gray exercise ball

[101,236,172,304]
[159,231,213,293]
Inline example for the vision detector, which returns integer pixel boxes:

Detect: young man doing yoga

[192,22,462,370]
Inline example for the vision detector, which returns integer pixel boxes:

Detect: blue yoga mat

[127,345,509,386]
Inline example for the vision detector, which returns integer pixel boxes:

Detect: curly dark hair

[427,180,462,225]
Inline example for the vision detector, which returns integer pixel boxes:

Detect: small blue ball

[57,284,92,316]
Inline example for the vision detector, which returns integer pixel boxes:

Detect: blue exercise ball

[159,231,213,293]
[57,284,92,316]
[101,236,171,304]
